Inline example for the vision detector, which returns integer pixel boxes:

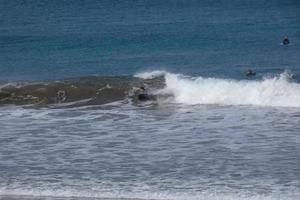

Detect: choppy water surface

[0,98,300,200]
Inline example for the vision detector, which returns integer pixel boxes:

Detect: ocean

[0,0,300,200]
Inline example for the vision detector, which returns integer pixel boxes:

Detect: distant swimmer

[246,69,256,77]
[282,35,290,46]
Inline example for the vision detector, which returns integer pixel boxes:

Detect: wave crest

[134,70,167,79]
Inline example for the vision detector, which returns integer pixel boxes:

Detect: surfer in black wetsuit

[137,86,148,101]
[282,35,290,46]
[246,69,256,77]
[133,85,156,101]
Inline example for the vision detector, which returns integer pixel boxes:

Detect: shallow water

[0,100,300,200]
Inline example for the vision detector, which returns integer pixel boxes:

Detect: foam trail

[161,72,300,107]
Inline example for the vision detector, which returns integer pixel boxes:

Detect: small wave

[1,72,300,108]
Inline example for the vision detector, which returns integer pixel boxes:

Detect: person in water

[137,86,149,101]
[246,69,256,77]
[134,85,156,101]
[133,85,148,101]
[283,35,290,45]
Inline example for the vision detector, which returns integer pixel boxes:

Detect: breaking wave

[137,70,300,108]
[1,71,300,108]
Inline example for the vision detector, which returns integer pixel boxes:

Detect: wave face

[0,75,164,107]
[137,71,300,107]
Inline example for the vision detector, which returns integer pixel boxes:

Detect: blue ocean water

[1,1,300,200]
[0,0,299,81]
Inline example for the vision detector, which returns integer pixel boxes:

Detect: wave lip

[134,70,168,79]
[161,71,300,108]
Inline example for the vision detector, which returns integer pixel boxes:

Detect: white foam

[0,82,23,90]
[159,71,300,107]
[0,187,299,200]
[134,70,168,79]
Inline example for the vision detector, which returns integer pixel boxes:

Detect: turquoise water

[0,1,300,200]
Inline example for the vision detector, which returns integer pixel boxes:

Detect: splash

[163,72,300,107]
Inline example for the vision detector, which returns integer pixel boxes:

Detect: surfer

[133,85,155,101]
[56,90,66,103]
[282,35,289,46]
[246,69,256,77]
[136,86,149,101]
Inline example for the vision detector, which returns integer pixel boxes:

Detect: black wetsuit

[137,93,149,101]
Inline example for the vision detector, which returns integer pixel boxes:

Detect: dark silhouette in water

[137,86,147,101]
[56,90,66,103]
[137,93,151,101]
[283,35,290,46]
[135,86,156,101]
[246,69,256,77]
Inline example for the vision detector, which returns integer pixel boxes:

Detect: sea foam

[1,186,299,200]
[136,71,300,107]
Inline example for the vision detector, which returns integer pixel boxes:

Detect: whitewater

[136,71,300,107]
